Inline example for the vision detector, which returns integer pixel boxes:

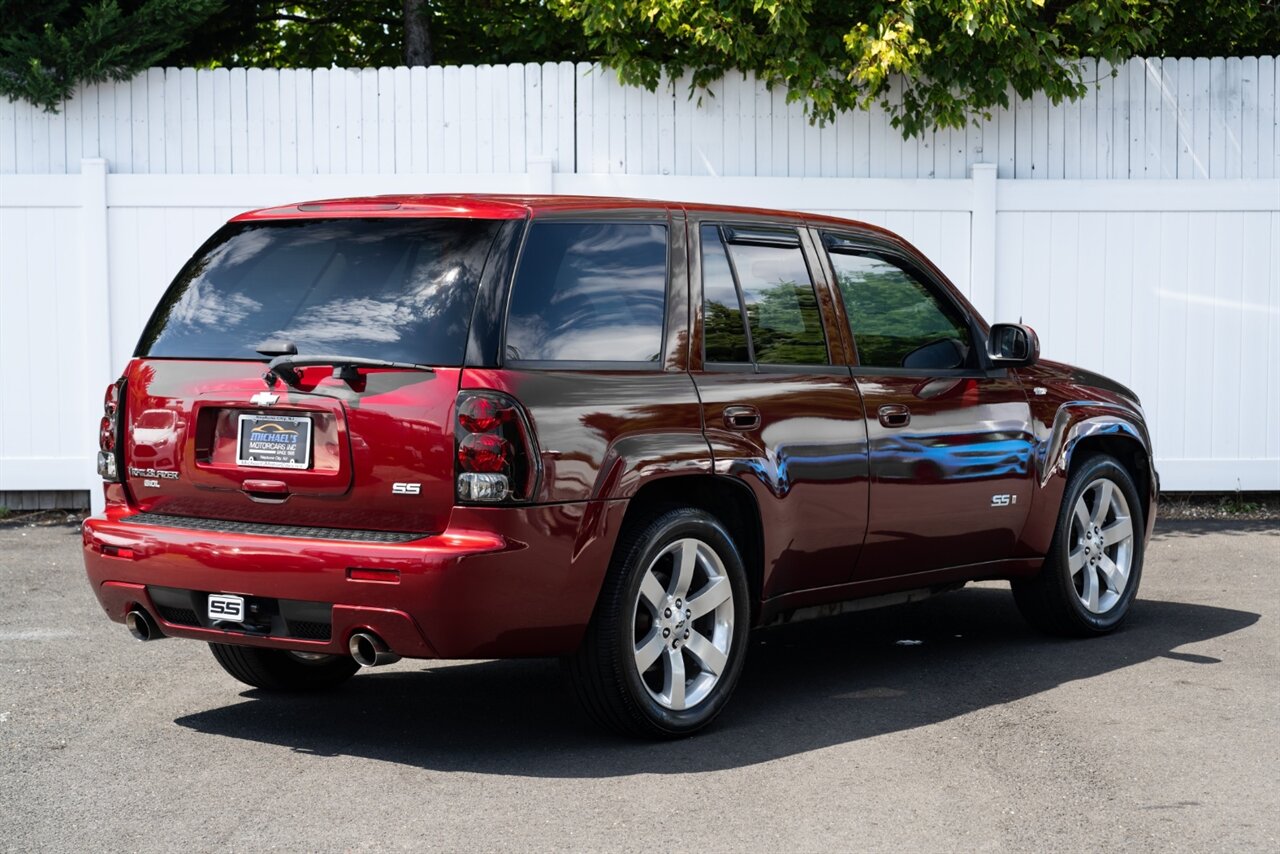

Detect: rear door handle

[877,404,911,428]
[723,405,761,431]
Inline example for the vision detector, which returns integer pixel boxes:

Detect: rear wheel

[208,643,360,691]
[1013,454,1144,636]
[565,507,750,738]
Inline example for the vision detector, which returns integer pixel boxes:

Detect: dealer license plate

[236,413,312,470]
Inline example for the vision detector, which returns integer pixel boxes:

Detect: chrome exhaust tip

[348,632,400,667]
[125,608,162,642]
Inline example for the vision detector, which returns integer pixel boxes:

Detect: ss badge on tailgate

[392,483,421,495]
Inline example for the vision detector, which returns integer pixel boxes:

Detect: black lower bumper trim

[150,586,332,640]
[121,511,428,544]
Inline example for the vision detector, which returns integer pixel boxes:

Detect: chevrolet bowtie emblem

[250,391,279,406]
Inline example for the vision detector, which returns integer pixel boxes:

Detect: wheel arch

[1019,404,1158,557]
[1066,433,1154,528]
[613,474,765,620]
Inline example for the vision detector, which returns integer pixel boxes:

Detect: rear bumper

[83,501,626,659]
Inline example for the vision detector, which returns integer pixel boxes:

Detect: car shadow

[174,587,1260,777]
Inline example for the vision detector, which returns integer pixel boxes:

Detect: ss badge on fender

[392,483,421,495]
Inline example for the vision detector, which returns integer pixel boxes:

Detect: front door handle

[723,405,761,431]
[878,404,911,428]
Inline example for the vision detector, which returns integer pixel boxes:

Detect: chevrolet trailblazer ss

[84,195,1156,737]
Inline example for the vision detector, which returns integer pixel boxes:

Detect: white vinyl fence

[1,58,1278,508]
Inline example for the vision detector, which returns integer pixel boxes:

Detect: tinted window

[725,239,827,365]
[505,222,667,362]
[701,225,750,363]
[137,219,501,365]
[828,250,971,369]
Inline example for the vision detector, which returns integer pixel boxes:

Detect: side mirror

[987,323,1039,368]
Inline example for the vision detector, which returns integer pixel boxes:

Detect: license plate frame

[236,413,312,470]
[207,593,246,623]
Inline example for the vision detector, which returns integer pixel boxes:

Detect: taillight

[457,433,512,473]
[454,390,538,503]
[96,378,126,482]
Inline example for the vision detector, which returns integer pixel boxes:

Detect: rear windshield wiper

[264,354,436,388]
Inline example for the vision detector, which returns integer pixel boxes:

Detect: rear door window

[701,225,828,367]
[137,218,502,365]
[504,221,668,364]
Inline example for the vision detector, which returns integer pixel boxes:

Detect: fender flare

[1019,401,1157,557]
[1039,402,1154,488]
[588,430,717,502]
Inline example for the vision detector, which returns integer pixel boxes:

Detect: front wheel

[209,643,360,691]
[1013,454,1145,636]
[565,507,750,738]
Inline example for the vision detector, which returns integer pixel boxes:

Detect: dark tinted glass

[701,225,750,363]
[505,222,667,362]
[725,240,828,365]
[137,219,501,365]
[829,250,971,369]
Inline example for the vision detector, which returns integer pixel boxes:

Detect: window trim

[500,216,673,370]
[818,229,993,374]
[700,220,833,371]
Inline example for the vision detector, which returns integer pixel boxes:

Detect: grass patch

[1160,491,1279,521]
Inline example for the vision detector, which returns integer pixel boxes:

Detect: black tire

[208,643,360,691]
[1013,453,1145,636]
[564,507,751,739]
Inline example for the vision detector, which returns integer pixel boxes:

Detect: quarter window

[505,221,668,363]
[828,248,971,370]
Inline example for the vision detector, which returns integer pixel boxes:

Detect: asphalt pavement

[2,519,1276,852]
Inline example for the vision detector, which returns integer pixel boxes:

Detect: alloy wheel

[1069,477,1135,614]
[630,537,735,711]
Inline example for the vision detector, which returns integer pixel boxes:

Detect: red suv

[83,195,1157,737]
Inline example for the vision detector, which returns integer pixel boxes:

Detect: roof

[228,193,886,234]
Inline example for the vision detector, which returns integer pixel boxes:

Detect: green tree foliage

[167,1,589,70]
[0,0,225,110]
[2,1,590,109]
[3,0,1274,125]
[551,0,1172,136]
[1158,0,1279,56]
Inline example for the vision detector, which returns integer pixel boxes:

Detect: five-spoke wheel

[632,537,736,711]
[565,507,749,738]
[1014,453,1146,636]
[1068,478,1135,614]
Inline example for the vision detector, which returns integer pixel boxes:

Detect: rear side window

[505,221,668,363]
[137,218,502,365]
[700,225,828,366]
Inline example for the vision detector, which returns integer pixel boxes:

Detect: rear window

[136,218,502,365]
[504,221,668,363]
